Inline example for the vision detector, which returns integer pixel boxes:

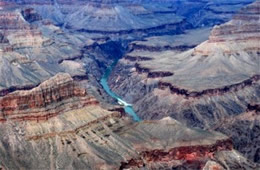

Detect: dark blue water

[100,62,141,122]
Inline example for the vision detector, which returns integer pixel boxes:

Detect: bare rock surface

[215,104,260,163]
[0,73,98,122]
[0,74,257,169]
[108,1,260,163]
[0,0,259,169]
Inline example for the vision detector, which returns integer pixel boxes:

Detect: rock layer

[108,1,260,163]
[215,106,260,163]
[0,73,98,122]
[0,0,259,169]
[0,112,258,169]
[120,138,233,169]
[0,74,256,169]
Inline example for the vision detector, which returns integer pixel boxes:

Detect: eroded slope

[108,1,260,163]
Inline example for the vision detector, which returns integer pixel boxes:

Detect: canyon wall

[108,1,260,163]
[0,73,98,122]
[0,0,259,169]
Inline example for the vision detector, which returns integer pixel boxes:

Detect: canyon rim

[0,0,259,170]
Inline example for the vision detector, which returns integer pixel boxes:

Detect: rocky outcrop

[0,70,254,170]
[108,1,260,163]
[214,108,260,163]
[109,0,260,116]
[26,0,201,36]
[0,73,98,122]
[0,12,29,30]
[157,75,260,98]
[195,1,260,55]
[0,1,258,169]
[0,11,46,50]
[120,139,233,169]
[109,60,259,124]
[1,113,258,169]
[0,8,92,93]
[135,63,174,78]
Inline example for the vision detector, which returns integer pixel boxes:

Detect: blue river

[100,62,141,122]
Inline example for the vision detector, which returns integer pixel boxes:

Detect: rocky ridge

[215,104,260,163]
[0,71,257,169]
[0,99,257,169]
[108,1,260,163]
[0,73,98,122]
[0,0,259,169]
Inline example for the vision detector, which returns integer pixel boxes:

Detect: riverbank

[100,61,141,122]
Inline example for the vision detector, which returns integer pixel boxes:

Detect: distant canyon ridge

[0,0,259,169]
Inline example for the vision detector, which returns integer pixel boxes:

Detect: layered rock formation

[0,68,257,170]
[2,73,255,169]
[33,1,190,35]
[0,9,79,89]
[108,1,260,163]
[0,7,103,97]
[0,3,130,118]
[12,0,252,37]
[215,104,260,163]
[0,0,259,169]
[0,73,98,122]
[0,102,258,170]
[0,0,253,93]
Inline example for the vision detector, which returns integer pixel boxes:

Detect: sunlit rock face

[1,73,254,169]
[108,1,260,163]
[0,94,258,170]
[0,73,98,122]
[196,1,260,55]
[0,0,259,169]
[2,73,253,169]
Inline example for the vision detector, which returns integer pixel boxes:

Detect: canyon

[1,73,257,169]
[0,0,259,169]
[109,0,260,164]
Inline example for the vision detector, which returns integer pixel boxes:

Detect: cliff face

[0,73,98,122]
[215,106,260,163]
[120,137,233,169]
[108,1,260,163]
[0,12,29,30]
[0,0,253,93]
[0,75,256,169]
[0,0,258,169]
[0,104,257,170]
[195,2,260,55]
[0,7,95,95]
